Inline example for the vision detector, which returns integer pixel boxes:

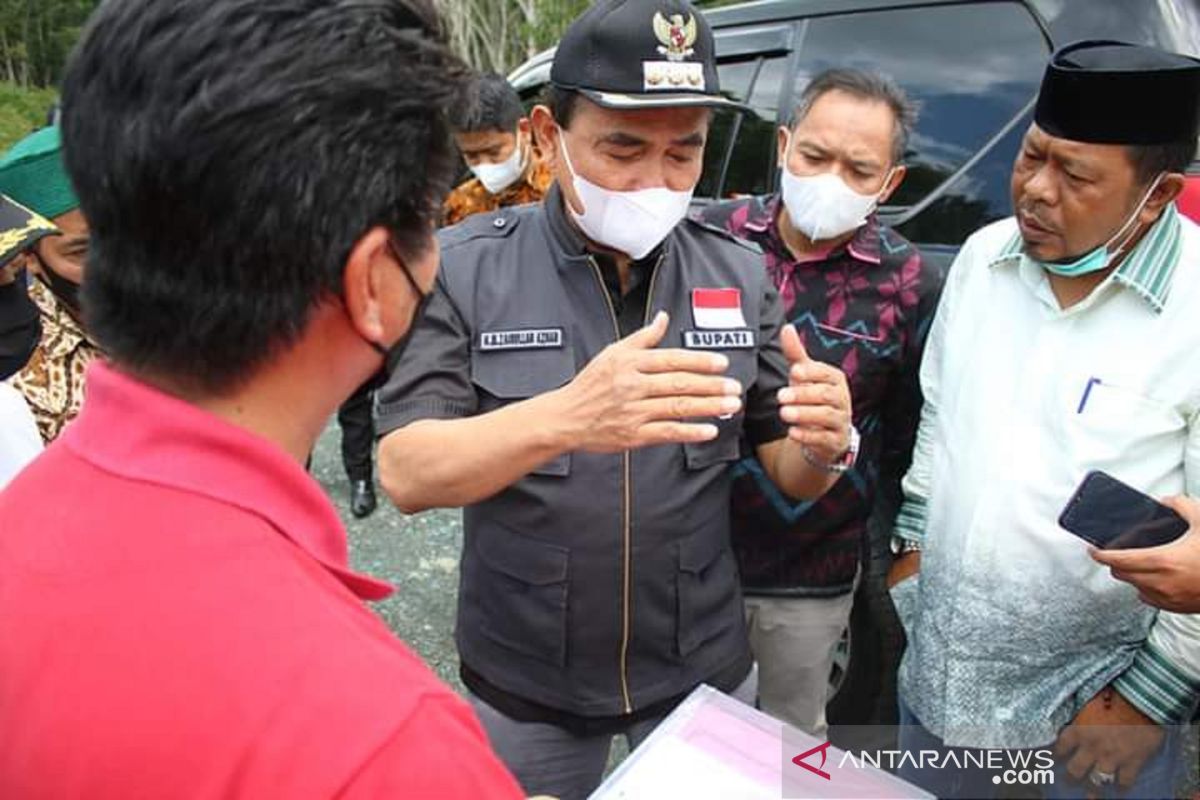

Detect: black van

[508,0,1200,736]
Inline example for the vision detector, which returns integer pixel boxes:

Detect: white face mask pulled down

[557,128,693,260]
[469,133,528,195]
[779,133,896,242]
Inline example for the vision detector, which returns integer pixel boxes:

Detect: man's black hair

[791,68,918,164]
[61,0,469,394]
[453,72,524,133]
[545,85,581,129]
[1128,139,1197,186]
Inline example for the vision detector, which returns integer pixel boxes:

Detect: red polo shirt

[0,363,521,799]
[1179,178,1200,224]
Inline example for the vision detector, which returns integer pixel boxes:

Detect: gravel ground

[311,418,633,777]
[310,419,465,693]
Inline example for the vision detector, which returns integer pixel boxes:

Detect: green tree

[437,0,741,75]
[0,0,98,89]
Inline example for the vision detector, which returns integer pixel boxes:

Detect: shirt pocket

[1060,374,1185,466]
[471,339,575,477]
[813,322,891,400]
[682,348,757,470]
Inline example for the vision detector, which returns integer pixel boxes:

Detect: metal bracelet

[801,444,851,474]
[800,424,859,474]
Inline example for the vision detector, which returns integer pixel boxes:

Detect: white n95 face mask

[469,134,527,195]
[779,134,895,242]
[557,129,693,260]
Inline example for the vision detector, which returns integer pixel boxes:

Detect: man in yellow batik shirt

[0,126,101,443]
[443,72,551,226]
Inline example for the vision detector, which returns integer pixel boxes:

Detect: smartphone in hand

[1058,470,1188,550]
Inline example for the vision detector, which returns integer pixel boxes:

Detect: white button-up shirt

[893,206,1200,748]
[0,382,41,488]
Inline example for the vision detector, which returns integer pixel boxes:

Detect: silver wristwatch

[890,536,922,556]
[801,424,860,474]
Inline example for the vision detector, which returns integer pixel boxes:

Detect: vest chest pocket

[682,349,758,470]
[471,337,576,477]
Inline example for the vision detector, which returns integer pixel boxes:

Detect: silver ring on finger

[1088,769,1116,787]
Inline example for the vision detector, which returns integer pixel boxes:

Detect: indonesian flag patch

[691,288,746,329]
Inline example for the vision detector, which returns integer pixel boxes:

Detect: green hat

[0,126,79,220]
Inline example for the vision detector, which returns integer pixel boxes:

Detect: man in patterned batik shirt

[442,72,552,226]
[699,68,944,735]
[0,126,101,443]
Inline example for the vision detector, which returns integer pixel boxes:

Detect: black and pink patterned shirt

[699,194,945,595]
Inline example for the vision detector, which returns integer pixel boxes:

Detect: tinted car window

[698,55,787,199]
[895,113,1030,248]
[791,2,1049,211]
[1032,0,1200,56]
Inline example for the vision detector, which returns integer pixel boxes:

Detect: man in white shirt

[889,40,1200,799]
[1093,496,1200,614]
[0,383,40,487]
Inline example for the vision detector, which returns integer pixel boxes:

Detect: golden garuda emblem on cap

[653,12,697,62]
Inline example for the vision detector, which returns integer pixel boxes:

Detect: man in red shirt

[1178,174,1200,223]
[0,1,522,798]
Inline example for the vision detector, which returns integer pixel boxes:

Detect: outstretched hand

[562,311,744,453]
[776,324,852,465]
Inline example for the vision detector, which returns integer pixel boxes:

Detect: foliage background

[0,0,742,151]
[0,0,98,150]
[434,0,742,76]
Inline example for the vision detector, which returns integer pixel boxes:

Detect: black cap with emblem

[550,0,741,110]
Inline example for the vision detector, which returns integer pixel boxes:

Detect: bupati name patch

[683,329,755,350]
[480,328,564,351]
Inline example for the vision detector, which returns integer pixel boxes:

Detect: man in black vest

[376,2,855,797]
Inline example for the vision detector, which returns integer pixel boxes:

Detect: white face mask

[779,133,895,242]
[469,133,527,195]
[557,127,693,260]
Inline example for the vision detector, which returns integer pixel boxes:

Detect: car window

[1031,0,1200,57]
[790,2,1049,210]
[697,1,1048,215]
[697,55,787,199]
[894,114,1029,246]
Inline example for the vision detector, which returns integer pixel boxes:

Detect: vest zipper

[586,252,664,715]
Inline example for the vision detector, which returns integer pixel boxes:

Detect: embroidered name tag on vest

[479,328,564,351]
[683,329,755,350]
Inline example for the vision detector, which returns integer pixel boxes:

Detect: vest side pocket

[462,527,570,667]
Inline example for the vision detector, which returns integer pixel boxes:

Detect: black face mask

[32,254,84,321]
[0,270,41,380]
[368,239,431,373]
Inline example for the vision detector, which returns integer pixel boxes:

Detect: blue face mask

[1033,174,1163,278]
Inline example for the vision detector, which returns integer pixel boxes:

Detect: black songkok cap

[1035,40,1200,146]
